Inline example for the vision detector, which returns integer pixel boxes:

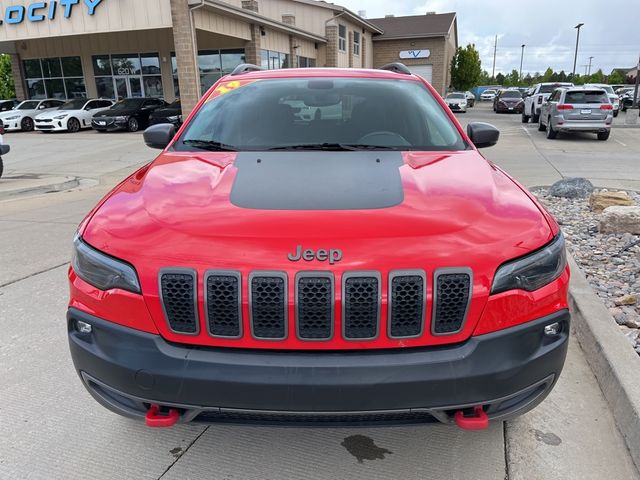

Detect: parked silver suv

[538,87,613,141]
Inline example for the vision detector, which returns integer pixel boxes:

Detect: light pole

[519,44,525,82]
[572,23,584,78]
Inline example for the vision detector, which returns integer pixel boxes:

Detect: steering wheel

[357,131,410,146]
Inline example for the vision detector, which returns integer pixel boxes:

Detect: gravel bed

[533,188,640,355]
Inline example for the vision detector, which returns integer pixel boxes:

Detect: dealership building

[0,0,458,113]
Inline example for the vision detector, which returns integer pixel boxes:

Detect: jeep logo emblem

[287,245,343,264]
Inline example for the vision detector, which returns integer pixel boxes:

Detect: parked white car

[522,82,573,123]
[583,84,620,117]
[35,98,114,133]
[444,92,468,113]
[0,99,66,132]
[480,89,497,101]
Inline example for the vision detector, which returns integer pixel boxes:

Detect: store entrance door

[113,76,143,100]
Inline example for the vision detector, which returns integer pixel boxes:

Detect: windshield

[60,99,88,110]
[111,99,144,110]
[176,77,466,151]
[501,91,522,98]
[447,93,465,99]
[483,90,495,94]
[17,101,40,110]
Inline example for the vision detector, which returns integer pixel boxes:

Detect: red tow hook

[145,404,180,428]
[454,406,489,430]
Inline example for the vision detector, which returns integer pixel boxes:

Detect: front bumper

[2,121,22,131]
[92,119,127,131]
[35,121,67,131]
[496,104,524,113]
[68,307,570,426]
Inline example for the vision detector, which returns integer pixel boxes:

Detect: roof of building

[368,12,456,40]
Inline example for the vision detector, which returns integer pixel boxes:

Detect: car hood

[83,150,553,279]
[446,98,466,103]
[94,109,139,118]
[35,109,70,119]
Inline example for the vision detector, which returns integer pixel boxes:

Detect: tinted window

[447,93,465,99]
[111,99,145,110]
[177,78,466,151]
[18,101,40,110]
[61,56,83,77]
[60,99,88,110]
[564,91,609,104]
[500,91,521,98]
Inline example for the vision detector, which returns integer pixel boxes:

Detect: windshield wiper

[266,143,395,151]
[183,139,238,151]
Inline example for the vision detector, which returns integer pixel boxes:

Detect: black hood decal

[230,152,404,210]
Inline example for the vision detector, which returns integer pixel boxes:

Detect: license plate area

[580,109,591,115]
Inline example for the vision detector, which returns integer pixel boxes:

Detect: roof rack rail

[379,63,411,75]
[230,64,263,76]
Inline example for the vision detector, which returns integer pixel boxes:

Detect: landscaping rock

[549,177,594,199]
[589,191,634,213]
[599,206,640,234]
[615,294,637,306]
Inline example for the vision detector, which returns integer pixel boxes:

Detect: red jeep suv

[68,64,569,430]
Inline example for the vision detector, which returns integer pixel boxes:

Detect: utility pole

[587,56,594,76]
[519,44,525,82]
[572,23,584,78]
[491,35,497,82]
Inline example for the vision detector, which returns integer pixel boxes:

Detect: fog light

[544,322,560,336]
[76,320,92,334]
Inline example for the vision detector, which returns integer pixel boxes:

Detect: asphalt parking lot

[2,104,640,479]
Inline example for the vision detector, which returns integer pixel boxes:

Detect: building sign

[399,50,430,60]
[0,0,103,25]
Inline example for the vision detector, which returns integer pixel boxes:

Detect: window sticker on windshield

[205,79,259,102]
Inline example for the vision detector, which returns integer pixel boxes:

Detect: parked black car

[0,126,9,178]
[494,90,524,113]
[149,99,182,127]
[621,90,639,113]
[0,100,19,112]
[92,97,167,132]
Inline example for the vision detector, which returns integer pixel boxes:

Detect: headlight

[491,234,566,294]
[72,235,141,293]
[54,114,69,119]
[5,115,20,120]
[115,115,129,121]
[167,115,179,121]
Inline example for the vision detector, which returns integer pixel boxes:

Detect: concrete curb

[568,254,640,472]
[0,176,79,200]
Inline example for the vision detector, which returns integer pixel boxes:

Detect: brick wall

[244,24,261,66]
[348,31,354,68]
[241,0,259,13]
[372,37,449,95]
[170,0,200,115]
[9,54,26,100]
[325,25,338,67]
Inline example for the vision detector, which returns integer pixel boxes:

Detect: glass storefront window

[95,77,114,99]
[65,78,87,99]
[92,55,112,76]
[27,79,46,99]
[62,57,83,77]
[143,76,163,97]
[24,59,43,79]
[41,58,62,78]
[44,78,66,99]
[141,54,161,75]
[220,49,245,74]
[260,50,269,70]
[261,50,288,70]
[112,54,141,76]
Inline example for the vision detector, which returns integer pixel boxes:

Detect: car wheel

[538,119,546,131]
[597,131,610,141]
[546,118,557,139]
[0,157,3,178]
[613,111,619,118]
[67,118,80,133]
[521,112,530,123]
[127,117,139,133]
[531,108,540,124]
[21,117,34,132]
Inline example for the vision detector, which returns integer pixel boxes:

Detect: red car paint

[70,68,569,351]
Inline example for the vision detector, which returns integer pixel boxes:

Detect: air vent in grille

[205,271,241,338]
[343,273,380,339]
[296,274,333,340]
[389,272,425,338]
[160,270,198,334]
[250,273,287,339]
[433,270,472,334]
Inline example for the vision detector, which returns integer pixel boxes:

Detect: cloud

[336,0,639,75]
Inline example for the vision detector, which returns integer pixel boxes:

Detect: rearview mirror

[143,123,176,150]
[467,122,500,148]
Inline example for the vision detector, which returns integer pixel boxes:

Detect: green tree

[450,43,482,90]
[503,69,520,86]
[495,72,505,85]
[0,54,15,99]
[608,70,625,84]
[587,69,605,84]
[479,69,491,85]
[542,67,554,82]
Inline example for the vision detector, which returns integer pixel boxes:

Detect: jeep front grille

[432,269,472,334]
[388,271,426,338]
[159,270,198,334]
[342,273,380,340]
[205,271,241,338]
[249,273,287,339]
[296,273,334,340]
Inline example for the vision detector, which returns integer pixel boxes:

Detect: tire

[613,111,619,118]
[67,117,80,133]
[597,131,610,141]
[538,119,546,131]
[546,118,557,139]
[521,112,530,123]
[127,117,139,133]
[0,157,3,178]
[21,117,34,132]
[531,107,540,124]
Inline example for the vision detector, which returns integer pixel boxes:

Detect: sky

[335,0,640,76]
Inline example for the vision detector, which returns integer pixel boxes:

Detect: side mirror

[0,145,10,155]
[467,122,500,149]
[143,123,176,150]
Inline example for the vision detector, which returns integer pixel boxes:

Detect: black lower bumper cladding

[68,308,570,427]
